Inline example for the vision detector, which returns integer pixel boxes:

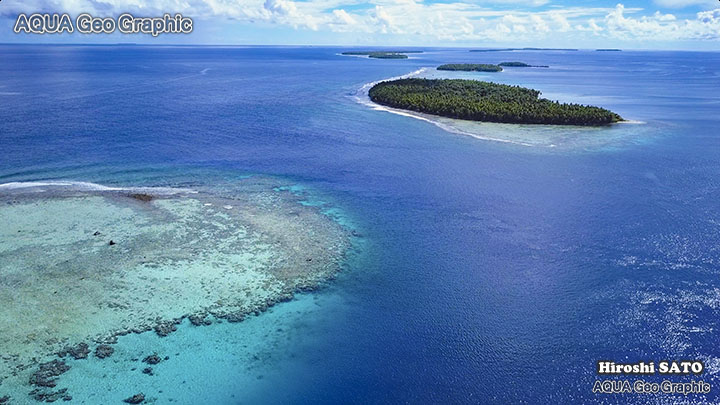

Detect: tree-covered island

[498,61,549,68]
[341,51,423,59]
[437,64,503,72]
[368,78,623,126]
[470,48,578,52]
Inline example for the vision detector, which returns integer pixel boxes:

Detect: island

[437,64,503,72]
[470,48,578,52]
[368,78,623,126]
[498,61,549,68]
[369,53,408,59]
[341,51,422,59]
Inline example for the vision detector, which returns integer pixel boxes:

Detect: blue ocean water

[1,46,720,404]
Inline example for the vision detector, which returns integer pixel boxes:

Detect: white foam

[354,69,640,148]
[0,181,122,191]
[337,53,368,58]
[353,68,535,147]
[0,180,195,195]
[616,120,646,125]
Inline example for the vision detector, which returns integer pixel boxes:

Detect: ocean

[1,45,719,404]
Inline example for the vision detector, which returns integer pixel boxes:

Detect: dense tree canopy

[498,62,530,67]
[341,51,422,59]
[341,51,423,55]
[437,64,502,72]
[498,62,549,68]
[368,78,623,126]
[470,48,578,52]
[367,53,408,59]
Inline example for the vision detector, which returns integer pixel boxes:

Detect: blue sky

[0,0,718,49]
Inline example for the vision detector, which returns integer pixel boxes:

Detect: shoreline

[354,69,643,148]
[354,68,536,147]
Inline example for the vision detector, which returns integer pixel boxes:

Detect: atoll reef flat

[0,177,351,402]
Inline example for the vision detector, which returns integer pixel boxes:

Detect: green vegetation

[369,53,408,59]
[341,50,423,59]
[470,48,578,52]
[498,61,531,67]
[498,61,549,68]
[437,64,503,72]
[368,78,623,126]
[436,62,550,71]
[377,53,410,59]
[341,50,423,54]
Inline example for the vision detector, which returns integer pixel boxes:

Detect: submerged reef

[123,393,145,404]
[0,176,352,402]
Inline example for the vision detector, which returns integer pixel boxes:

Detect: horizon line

[0,42,716,52]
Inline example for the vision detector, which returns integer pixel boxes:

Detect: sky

[0,0,718,49]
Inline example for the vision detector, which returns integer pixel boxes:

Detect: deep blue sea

[1,46,720,404]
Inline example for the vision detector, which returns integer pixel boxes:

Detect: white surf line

[0,181,123,191]
[337,53,368,58]
[354,68,536,147]
[355,67,429,96]
[0,180,197,195]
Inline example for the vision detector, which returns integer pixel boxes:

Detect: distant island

[596,49,622,51]
[498,61,549,68]
[370,53,408,59]
[341,51,423,59]
[368,78,622,126]
[437,62,549,72]
[437,63,503,72]
[470,48,578,52]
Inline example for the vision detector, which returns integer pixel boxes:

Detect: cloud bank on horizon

[1,0,719,47]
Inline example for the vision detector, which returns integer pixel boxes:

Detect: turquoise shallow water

[0,175,358,404]
[57,291,351,404]
[1,46,720,404]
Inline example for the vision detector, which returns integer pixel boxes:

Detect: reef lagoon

[0,178,353,403]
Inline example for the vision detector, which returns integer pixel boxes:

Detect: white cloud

[698,8,720,23]
[548,11,572,31]
[589,18,604,33]
[530,15,550,32]
[483,0,549,6]
[372,5,396,33]
[262,0,320,30]
[3,0,720,43]
[654,0,713,10]
[604,3,720,40]
[331,9,356,25]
